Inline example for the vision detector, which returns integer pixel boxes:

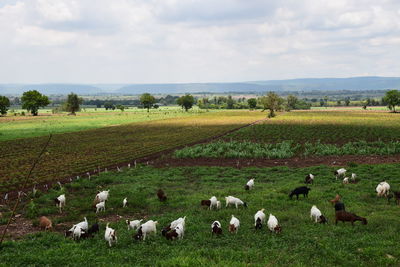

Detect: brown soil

[152,154,400,168]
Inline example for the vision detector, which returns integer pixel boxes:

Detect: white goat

[139,220,158,240]
[351,173,357,181]
[376,181,390,197]
[123,197,127,208]
[95,190,109,203]
[55,194,66,213]
[254,208,266,227]
[174,223,185,239]
[245,179,255,190]
[267,214,281,233]
[225,196,247,209]
[310,205,322,223]
[73,225,84,241]
[126,219,142,231]
[229,215,240,233]
[334,168,347,180]
[216,201,221,210]
[210,196,218,210]
[96,201,106,213]
[343,177,349,184]
[105,223,117,247]
[170,216,186,230]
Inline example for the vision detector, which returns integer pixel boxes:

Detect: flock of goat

[37,167,399,247]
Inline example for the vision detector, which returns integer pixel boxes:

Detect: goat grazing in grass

[310,205,327,224]
[162,217,186,236]
[73,225,84,241]
[289,186,311,200]
[334,168,346,180]
[376,181,390,197]
[126,219,142,231]
[343,177,349,184]
[305,174,314,184]
[134,220,158,241]
[94,190,109,204]
[123,197,127,208]
[39,216,52,231]
[210,196,218,210]
[157,189,167,202]
[66,217,88,237]
[96,201,106,213]
[54,194,66,213]
[245,179,255,190]
[105,223,117,247]
[254,209,266,230]
[200,199,211,208]
[267,214,282,233]
[387,191,400,205]
[335,210,367,226]
[87,223,99,236]
[225,196,247,209]
[229,215,240,233]
[165,223,185,240]
[211,221,222,236]
[216,200,221,210]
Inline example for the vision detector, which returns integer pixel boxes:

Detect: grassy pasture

[0,107,206,141]
[226,111,400,144]
[0,110,265,193]
[1,164,399,266]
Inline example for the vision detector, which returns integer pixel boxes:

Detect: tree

[177,94,195,111]
[140,93,156,112]
[226,95,235,109]
[116,104,125,111]
[21,90,50,116]
[260,92,284,118]
[247,98,257,110]
[0,96,10,116]
[383,90,400,112]
[344,97,351,106]
[104,102,115,110]
[65,93,83,115]
[286,95,298,110]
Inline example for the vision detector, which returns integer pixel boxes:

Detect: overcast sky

[1,0,400,83]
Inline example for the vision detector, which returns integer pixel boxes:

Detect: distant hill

[1,77,400,95]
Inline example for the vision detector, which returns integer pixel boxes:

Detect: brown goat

[329,194,341,205]
[39,216,53,231]
[165,229,179,240]
[228,224,237,233]
[335,210,367,226]
[157,189,167,202]
[200,200,211,207]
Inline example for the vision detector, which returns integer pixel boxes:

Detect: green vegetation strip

[174,140,400,159]
[1,164,399,266]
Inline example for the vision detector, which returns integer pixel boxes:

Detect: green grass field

[0,107,207,141]
[1,164,399,266]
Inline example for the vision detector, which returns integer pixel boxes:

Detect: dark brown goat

[200,200,211,208]
[335,210,367,226]
[212,222,222,236]
[165,229,179,240]
[157,189,167,202]
[319,215,328,224]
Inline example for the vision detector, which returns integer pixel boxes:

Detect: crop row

[0,111,265,193]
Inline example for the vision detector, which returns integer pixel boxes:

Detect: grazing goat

[210,196,218,210]
[105,223,117,247]
[95,190,109,204]
[225,196,247,209]
[73,225,84,241]
[216,200,221,210]
[335,210,367,226]
[376,181,390,197]
[334,168,347,180]
[39,216,52,231]
[162,216,186,236]
[390,191,400,205]
[54,194,66,213]
[254,209,266,230]
[126,219,142,231]
[310,205,327,223]
[229,215,240,233]
[96,201,106,213]
[305,174,314,184]
[87,223,100,236]
[200,200,211,208]
[166,223,184,240]
[267,214,281,233]
[343,177,349,184]
[66,217,89,237]
[289,186,311,200]
[245,179,255,190]
[329,194,341,205]
[134,220,158,240]
[123,197,127,208]
[211,221,222,236]
[157,189,167,202]
[351,173,357,181]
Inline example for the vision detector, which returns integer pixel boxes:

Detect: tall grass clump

[174,141,299,159]
[304,140,400,156]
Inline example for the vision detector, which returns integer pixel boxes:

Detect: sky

[1,0,400,84]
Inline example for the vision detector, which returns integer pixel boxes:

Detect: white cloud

[0,0,399,83]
